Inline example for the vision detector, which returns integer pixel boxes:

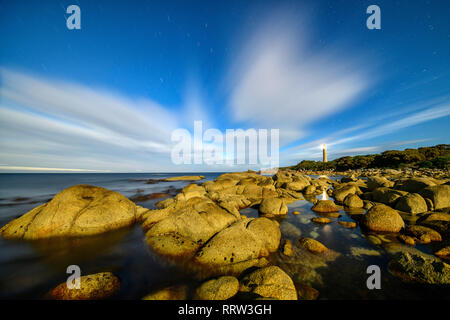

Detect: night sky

[0,0,449,172]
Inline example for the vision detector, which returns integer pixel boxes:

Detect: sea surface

[0,173,447,300]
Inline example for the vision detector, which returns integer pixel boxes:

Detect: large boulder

[333,185,359,203]
[144,197,239,259]
[388,251,450,285]
[343,194,364,208]
[49,272,120,300]
[194,276,239,300]
[361,205,405,233]
[371,187,408,206]
[394,177,437,193]
[395,193,428,214]
[239,266,297,300]
[367,176,394,191]
[193,218,281,276]
[0,185,137,240]
[259,197,288,217]
[419,185,450,211]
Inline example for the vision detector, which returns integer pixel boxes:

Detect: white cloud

[227,11,370,146]
[328,103,450,147]
[0,68,190,172]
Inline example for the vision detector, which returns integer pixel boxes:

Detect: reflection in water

[28,227,132,269]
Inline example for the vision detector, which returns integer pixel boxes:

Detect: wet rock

[333,185,359,203]
[361,205,405,233]
[142,285,188,300]
[363,200,375,211]
[193,218,281,276]
[259,197,288,217]
[341,176,356,183]
[366,235,382,245]
[155,197,176,209]
[311,200,339,213]
[311,217,332,224]
[296,284,319,300]
[0,185,137,240]
[299,237,328,253]
[405,225,442,243]
[239,266,297,300]
[178,184,207,200]
[285,181,309,192]
[49,272,120,300]
[343,194,364,208]
[292,210,301,215]
[194,276,239,300]
[338,221,357,228]
[388,251,450,285]
[395,193,428,214]
[303,185,316,195]
[131,192,171,202]
[144,197,239,259]
[397,234,416,245]
[278,189,304,202]
[418,185,450,210]
[136,205,150,222]
[367,176,394,191]
[394,177,437,193]
[350,247,381,258]
[164,175,205,181]
[282,239,294,256]
[273,171,294,188]
[371,187,408,206]
[212,193,252,217]
[417,212,450,238]
[435,247,450,261]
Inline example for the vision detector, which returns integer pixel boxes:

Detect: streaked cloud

[0,68,186,172]
[227,10,370,145]
[0,166,110,172]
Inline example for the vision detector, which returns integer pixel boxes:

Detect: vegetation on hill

[287,144,449,171]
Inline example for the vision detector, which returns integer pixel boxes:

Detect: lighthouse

[322,144,327,163]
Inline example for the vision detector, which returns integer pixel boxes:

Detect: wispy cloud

[328,103,450,148]
[227,10,371,146]
[0,68,186,172]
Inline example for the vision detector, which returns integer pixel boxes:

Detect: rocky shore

[1,168,449,300]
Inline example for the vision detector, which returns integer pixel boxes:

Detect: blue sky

[0,0,449,172]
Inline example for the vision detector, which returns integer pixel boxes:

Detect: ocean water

[0,173,447,300]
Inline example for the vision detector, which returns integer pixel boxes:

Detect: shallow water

[0,173,448,299]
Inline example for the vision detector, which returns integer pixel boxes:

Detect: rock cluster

[2,168,449,298]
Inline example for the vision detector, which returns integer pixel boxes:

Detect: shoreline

[0,169,449,299]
